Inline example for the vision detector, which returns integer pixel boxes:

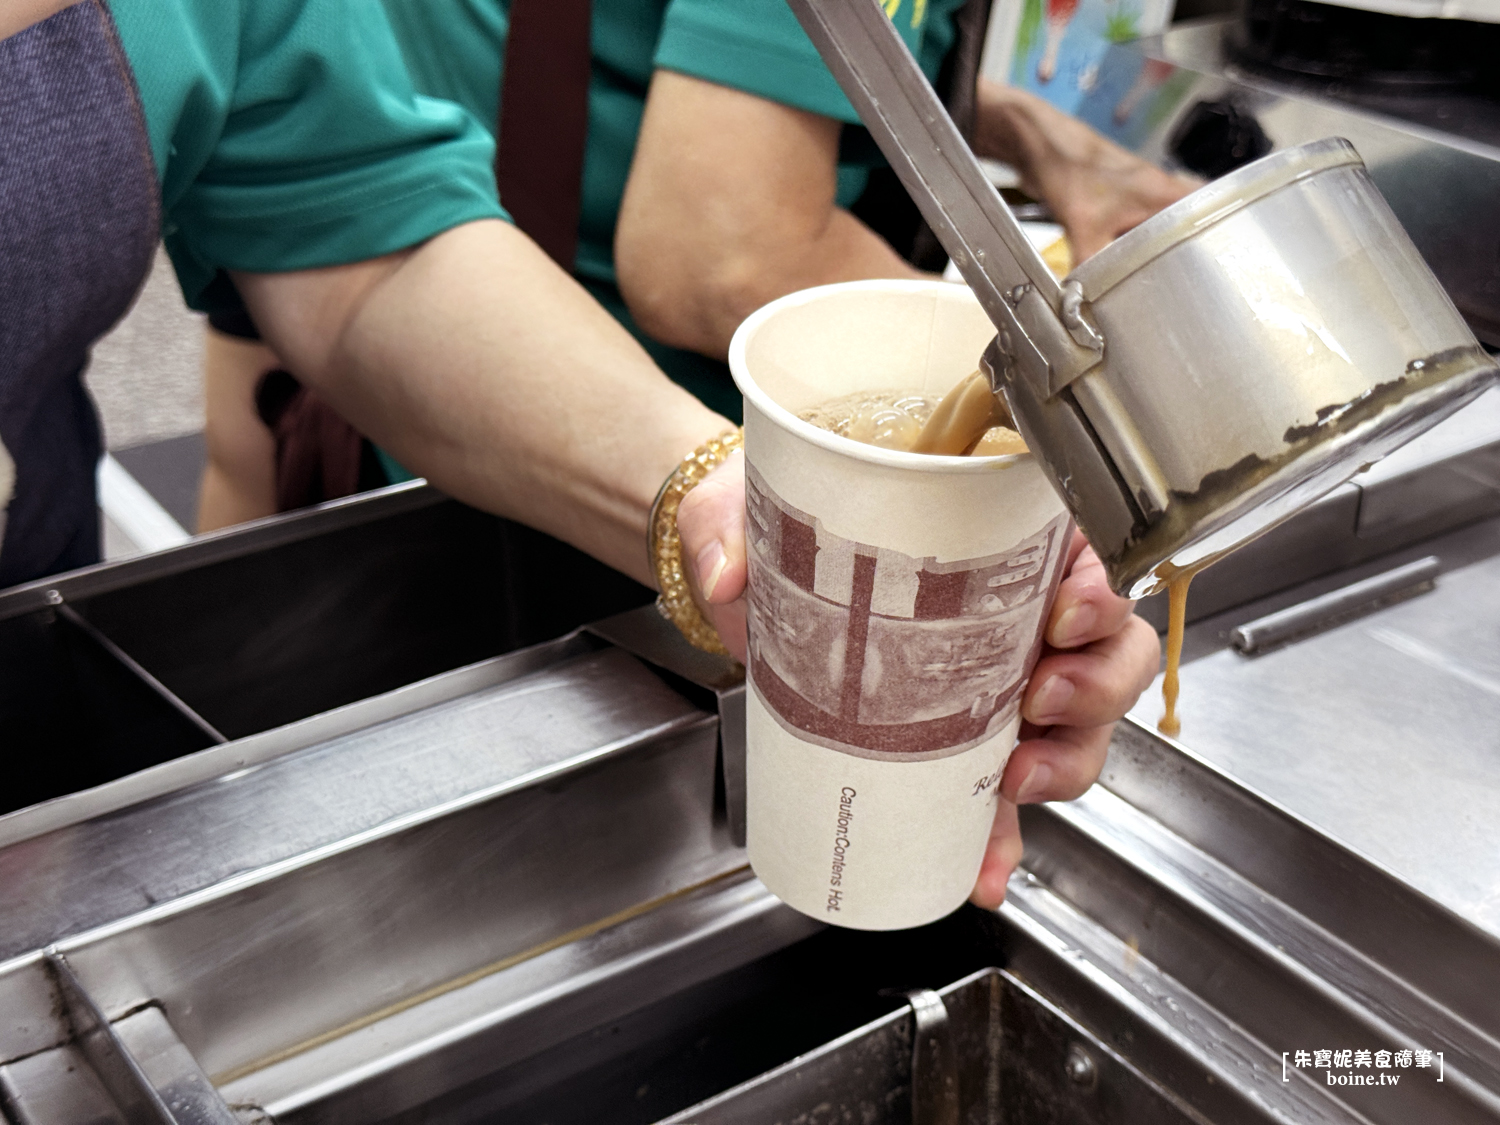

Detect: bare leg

[1038,18,1069,83]
[198,327,280,532]
[1037,0,1079,83]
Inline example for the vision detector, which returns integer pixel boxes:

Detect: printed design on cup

[746,463,1071,761]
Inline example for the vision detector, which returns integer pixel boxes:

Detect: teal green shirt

[107,0,505,310]
[380,0,963,419]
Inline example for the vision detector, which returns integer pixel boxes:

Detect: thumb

[675,449,746,606]
[674,450,748,662]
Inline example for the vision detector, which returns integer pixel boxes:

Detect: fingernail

[1028,675,1074,724]
[1051,603,1095,647]
[1015,762,1053,804]
[697,540,728,601]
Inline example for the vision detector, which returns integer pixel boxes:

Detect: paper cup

[728,280,1073,930]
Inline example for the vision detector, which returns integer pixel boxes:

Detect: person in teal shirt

[380,0,969,420]
[375,0,1189,420]
[0,0,732,595]
[196,0,1192,526]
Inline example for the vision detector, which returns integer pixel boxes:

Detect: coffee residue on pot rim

[1107,344,1497,595]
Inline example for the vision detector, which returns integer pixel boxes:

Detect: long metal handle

[785,0,1104,394]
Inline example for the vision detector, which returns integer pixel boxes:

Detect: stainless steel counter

[1132,516,1500,940]
[4,438,1500,1121]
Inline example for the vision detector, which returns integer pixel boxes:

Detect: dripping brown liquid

[1157,569,1197,737]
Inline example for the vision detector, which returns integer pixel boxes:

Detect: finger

[1064,526,1089,570]
[1023,615,1160,728]
[1047,542,1137,649]
[1001,721,1114,805]
[675,450,746,606]
[969,797,1023,910]
[705,599,747,665]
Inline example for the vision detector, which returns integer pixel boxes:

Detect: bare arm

[615,70,924,362]
[233,219,730,586]
[1,0,71,40]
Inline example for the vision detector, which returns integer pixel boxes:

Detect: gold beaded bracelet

[649,428,744,656]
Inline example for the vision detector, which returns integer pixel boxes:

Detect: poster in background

[980,0,1191,147]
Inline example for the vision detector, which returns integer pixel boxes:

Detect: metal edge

[1103,719,1500,1035]
[0,482,441,625]
[0,631,597,852]
[997,884,1365,1125]
[223,872,816,1121]
[1070,137,1363,300]
[0,714,718,987]
[1044,789,1500,1098]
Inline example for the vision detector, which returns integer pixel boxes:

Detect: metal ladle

[786,0,1499,597]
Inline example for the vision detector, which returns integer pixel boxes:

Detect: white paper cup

[728,280,1073,930]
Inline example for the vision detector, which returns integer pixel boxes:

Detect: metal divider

[69,495,653,743]
[53,603,226,743]
[0,953,239,1125]
[0,592,223,818]
[586,607,748,846]
[51,951,238,1125]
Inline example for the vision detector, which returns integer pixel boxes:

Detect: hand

[676,449,749,662]
[969,529,1160,908]
[973,80,1198,261]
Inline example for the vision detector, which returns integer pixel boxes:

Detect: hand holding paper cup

[728,280,1072,931]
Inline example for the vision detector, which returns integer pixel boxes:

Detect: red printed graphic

[746,464,1071,761]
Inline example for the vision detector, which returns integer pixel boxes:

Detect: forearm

[235,220,730,586]
[616,70,928,363]
[623,204,925,361]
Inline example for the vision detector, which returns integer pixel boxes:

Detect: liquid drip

[1157,570,1195,737]
[801,371,1025,457]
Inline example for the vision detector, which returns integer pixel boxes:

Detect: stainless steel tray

[4,477,1499,1124]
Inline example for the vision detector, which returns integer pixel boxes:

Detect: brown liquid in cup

[801,370,1026,457]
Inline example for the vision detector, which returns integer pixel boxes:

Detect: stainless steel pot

[786,0,1500,597]
[1046,137,1498,594]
